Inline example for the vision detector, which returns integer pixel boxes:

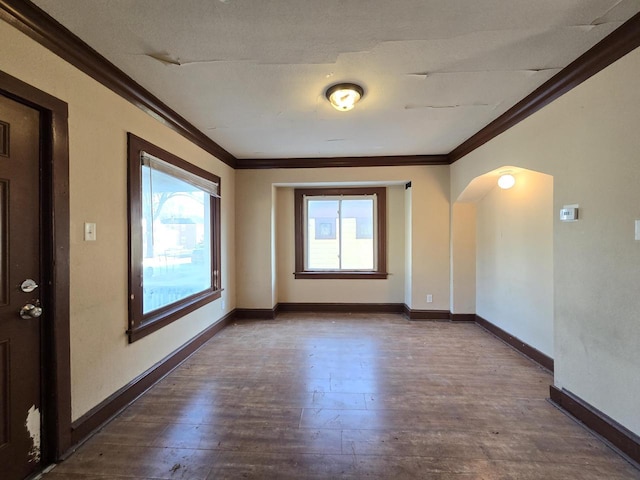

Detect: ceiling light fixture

[498,173,516,189]
[325,83,364,112]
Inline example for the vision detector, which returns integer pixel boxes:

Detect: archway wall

[478,170,553,357]
[451,167,553,358]
[450,47,640,436]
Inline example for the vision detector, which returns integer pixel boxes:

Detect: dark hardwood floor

[43,313,640,479]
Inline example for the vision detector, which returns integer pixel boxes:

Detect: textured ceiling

[33,0,640,159]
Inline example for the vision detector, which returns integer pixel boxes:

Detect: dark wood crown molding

[449,12,640,163]
[2,2,639,170]
[236,155,449,169]
[0,0,236,168]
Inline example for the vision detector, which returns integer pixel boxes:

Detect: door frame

[0,71,71,462]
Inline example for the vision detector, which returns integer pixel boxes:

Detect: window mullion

[337,199,342,270]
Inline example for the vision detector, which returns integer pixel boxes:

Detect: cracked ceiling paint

[32,0,640,159]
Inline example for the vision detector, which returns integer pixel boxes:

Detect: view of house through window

[127,133,221,342]
[294,187,387,279]
[306,197,375,270]
[141,165,212,313]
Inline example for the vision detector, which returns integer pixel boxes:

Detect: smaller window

[294,187,387,279]
[127,134,221,342]
[314,217,337,240]
[356,216,373,239]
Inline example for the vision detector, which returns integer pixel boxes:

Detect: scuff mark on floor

[25,405,41,463]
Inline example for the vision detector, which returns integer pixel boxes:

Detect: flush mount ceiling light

[325,83,364,112]
[498,173,516,189]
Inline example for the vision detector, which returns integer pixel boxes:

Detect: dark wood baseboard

[67,311,234,450]
[276,302,405,314]
[234,308,277,320]
[451,313,476,322]
[242,303,456,321]
[405,308,452,321]
[274,303,465,322]
[475,315,554,372]
[550,386,640,466]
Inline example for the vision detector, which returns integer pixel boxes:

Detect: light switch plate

[84,222,96,241]
[635,220,640,241]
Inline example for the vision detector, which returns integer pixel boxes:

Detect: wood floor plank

[45,313,640,479]
[49,443,217,479]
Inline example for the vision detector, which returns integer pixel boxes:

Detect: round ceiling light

[325,83,364,112]
[498,174,516,189]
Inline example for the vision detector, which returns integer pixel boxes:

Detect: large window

[127,134,221,342]
[294,187,387,279]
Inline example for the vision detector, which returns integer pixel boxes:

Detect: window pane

[341,198,374,270]
[142,165,211,313]
[307,199,339,270]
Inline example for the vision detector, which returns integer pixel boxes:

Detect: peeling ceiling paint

[142,53,227,67]
[32,0,640,159]
[404,103,496,110]
[408,68,563,78]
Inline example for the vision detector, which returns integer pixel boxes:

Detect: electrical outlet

[426,294,433,303]
[221,299,226,310]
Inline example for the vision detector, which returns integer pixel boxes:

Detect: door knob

[20,303,43,319]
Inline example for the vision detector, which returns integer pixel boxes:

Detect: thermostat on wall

[560,205,579,222]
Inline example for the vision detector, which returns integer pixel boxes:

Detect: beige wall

[275,185,405,303]
[475,171,554,356]
[450,203,476,314]
[235,174,273,308]
[6,5,639,443]
[237,166,450,310]
[0,21,236,421]
[451,47,640,435]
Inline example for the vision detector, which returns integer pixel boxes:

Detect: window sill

[294,271,388,280]
[128,288,222,343]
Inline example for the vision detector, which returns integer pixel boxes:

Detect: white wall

[0,20,236,421]
[475,171,554,357]
[237,166,450,310]
[451,46,640,435]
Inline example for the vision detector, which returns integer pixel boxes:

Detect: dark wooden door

[0,94,43,479]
